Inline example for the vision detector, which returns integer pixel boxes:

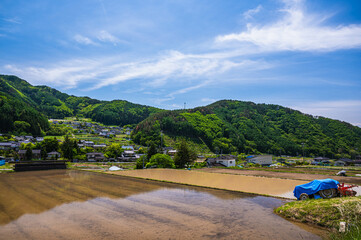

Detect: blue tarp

[0,160,5,166]
[293,178,339,199]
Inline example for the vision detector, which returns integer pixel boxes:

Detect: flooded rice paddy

[0,170,324,239]
[112,169,309,199]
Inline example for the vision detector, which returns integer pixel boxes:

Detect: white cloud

[290,100,361,127]
[97,30,120,45]
[73,31,123,46]
[201,98,218,103]
[243,5,262,20]
[216,0,361,52]
[3,60,105,89]
[74,34,96,45]
[3,17,22,24]
[2,48,269,93]
[89,50,264,90]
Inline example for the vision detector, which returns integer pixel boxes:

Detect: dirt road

[196,168,361,185]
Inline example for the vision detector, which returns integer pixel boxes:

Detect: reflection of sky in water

[0,170,322,240]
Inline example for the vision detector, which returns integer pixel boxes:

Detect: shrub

[145,153,175,168]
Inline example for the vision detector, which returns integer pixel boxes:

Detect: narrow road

[196,168,361,185]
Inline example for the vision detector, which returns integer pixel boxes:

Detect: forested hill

[0,75,163,134]
[132,100,361,158]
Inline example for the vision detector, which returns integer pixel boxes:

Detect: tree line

[132,100,361,158]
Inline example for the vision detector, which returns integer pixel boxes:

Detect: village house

[195,155,206,163]
[311,157,330,165]
[206,155,236,167]
[0,142,19,151]
[123,150,136,158]
[15,136,25,141]
[354,160,361,166]
[122,145,134,150]
[93,144,107,149]
[162,147,173,154]
[167,149,177,157]
[86,152,104,162]
[47,151,61,159]
[313,157,329,162]
[334,158,354,166]
[247,155,273,166]
[321,160,332,166]
[24,136,34,140]
[0,142,12,150]
[18,149,41,160]
[84,141,95,147]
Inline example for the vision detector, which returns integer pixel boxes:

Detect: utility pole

[144,144,148,169]
[301,142,305,162]
[160,131,163,150]
[184,102,186,110]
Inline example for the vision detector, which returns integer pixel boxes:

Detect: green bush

[145,153,175,168]
[192,162,206,168]
[136,155,148,169]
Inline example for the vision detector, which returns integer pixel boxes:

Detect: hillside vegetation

[0,75,163,135]
[132,100,361,158]
[2,74,361,158]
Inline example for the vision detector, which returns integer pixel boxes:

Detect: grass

[275,196,361,239]
[298,165,361,171]
[0,162,13,169]
[330,223,361,240]
[0,162,14,173]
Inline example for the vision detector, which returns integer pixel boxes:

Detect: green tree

[14,121,31,134]
[105,143,123,159]
[136,155,148,169]
[146,153,175,168]
[41,137,59,153]
[174,140,196,168]
[61,135,75,160]
[147,142,158,160]
[25,143,34,161]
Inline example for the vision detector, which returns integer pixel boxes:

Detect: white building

[206,155,236,167]
[216,158,236,167]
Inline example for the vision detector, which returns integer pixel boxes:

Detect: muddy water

[0,170,324,239]
[113,169,309,199]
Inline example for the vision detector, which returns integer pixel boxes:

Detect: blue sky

[1,0,361,126]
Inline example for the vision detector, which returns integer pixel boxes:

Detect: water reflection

[0,170,250,225]
[0,170,322,239]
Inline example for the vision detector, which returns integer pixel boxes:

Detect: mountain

[0,75,163,135]
[132,100,361,158]
[2,74,361,158]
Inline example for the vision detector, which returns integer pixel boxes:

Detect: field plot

[110,169,308,199]
[0,170,324,239]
